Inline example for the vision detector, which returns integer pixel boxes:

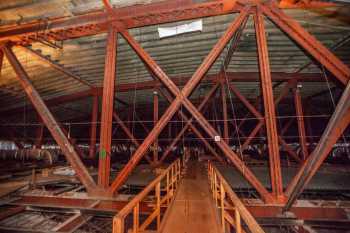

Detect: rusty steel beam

[89,94,99,158]
[0,50,3,75]
[278,136,302,163]
[293,86,308,160]
[2,44,97,192]
[285,80,350,210]
[35,123,44,148]
[254,8,284,201]
[108,10,250,193]
[227,83,265,150]
[153,91,159,163]
[261,3,350,85]
[294,33,350,74]
[98,26,117,188]
[0,0,335,45]
[112,111,154,165]
[221,82,229,143]
[111,9,274,203]
[159,83,220,163]
[20,46,94,88]
[0,0,239,44]
[221,15,248,72]
[158,86,225,164]
[0,73,327,117]
[0,206,25,221]
[102,0,114,13]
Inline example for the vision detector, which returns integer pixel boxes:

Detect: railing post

[166,171,170,205]
[156,181,161,230]
[113,217,124,233]
[214,172,218,206]
[220,182,225,233]
[133,203,139,233]
[177,160,181,182]
[235,208,241,233]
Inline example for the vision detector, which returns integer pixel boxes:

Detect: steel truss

[0,0,349,209]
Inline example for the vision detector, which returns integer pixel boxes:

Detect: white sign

[214,135,221,142]
[158,20,203,38]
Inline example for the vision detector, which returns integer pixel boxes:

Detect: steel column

[2,44,96,192]
[0,50,3,75]
[35,123,44,149]
[89,94,99,158]
[293,85,308,160]
[221,82,229,143]
[153,91,159,162]
[98,26,117,188]
[254,9,284,200]
[285,80,350,210]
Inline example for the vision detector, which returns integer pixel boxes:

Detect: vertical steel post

[221,82,229,144]
[254,9,283,200]
[0,50,3,75]
[293,85,308,160]
[98,26,117,188]
[153,91,159,163]
[35,115,44,149]
[2,45,96,192]
[89,93,99,158]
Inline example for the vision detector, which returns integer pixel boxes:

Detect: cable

[321,65,349,156]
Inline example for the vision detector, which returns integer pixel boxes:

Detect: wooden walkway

[160,161,222,233]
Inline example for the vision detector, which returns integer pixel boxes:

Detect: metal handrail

[113,158,182,233]
[208,162,266,233]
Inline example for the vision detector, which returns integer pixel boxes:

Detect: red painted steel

[20,46,94,88]
[221,82,229,143]
[98,26,117,188]
[112,111,154,164]
[254,9,284,201]
[0,50,3,75]
[0,73,328,118]
[285,81,350,209]
[35,115,44,148]
[261,3,350,85]
[110,9,273,203]
[89,94,99,158]
[293,86,308,160]
[2,44,97,192]
[0,0,238,44]
[158,87,225,164]
[153,91,159,163]
[159,84,220,163]
[108,10,251,194]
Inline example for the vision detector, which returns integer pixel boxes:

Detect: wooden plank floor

[160,161,222,233]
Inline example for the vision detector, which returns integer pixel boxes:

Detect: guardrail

[113,159,182,233]
[208,162,266,233]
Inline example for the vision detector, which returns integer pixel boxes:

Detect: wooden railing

[113,159,182,233]
[208,162,266,233]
